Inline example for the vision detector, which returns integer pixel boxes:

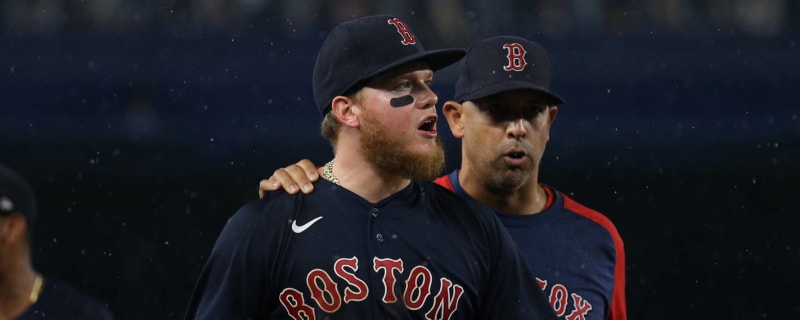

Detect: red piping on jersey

[562,194,627,320]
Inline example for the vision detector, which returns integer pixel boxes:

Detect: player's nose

[415,84,437,110]
[506,119,527,139]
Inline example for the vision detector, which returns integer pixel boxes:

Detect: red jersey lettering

[425,278,464,320]
[307,269,341,313]
[280,256,467,318]
[565,293,593,320]
[373,257,404,303]
[541,277,593,318]
[279,288,316,320]
[549,283,569,316]
[403,266,433,310]
[334,257,368,303]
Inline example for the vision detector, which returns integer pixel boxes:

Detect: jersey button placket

[371,208,384,243]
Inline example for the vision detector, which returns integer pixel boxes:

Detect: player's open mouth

[507,150,527,158]
[418,116,437,137]
[504,150,528,165]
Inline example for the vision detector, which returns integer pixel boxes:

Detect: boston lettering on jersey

[186,180,560,319]
[279,256,464,320]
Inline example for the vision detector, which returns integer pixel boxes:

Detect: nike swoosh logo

[291,216,323,234]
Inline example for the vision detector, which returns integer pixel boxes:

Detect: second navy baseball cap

[313,15,466,114]
[454,36,565,105]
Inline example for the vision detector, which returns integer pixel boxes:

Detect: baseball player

[0,162,115,320]
[261,36,627,320]
[184,16,558,320]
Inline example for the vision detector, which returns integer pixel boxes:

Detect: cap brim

[458,80,565,105]
[361,48,466,86]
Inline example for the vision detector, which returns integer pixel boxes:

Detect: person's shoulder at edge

[234,187,314,221]
[549,185,620,230]
[548,184,627,319]
[222,184,343,239]
[26,277,115,320]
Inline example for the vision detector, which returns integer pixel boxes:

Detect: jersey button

[376,233,384,243]
[371,208,379,217]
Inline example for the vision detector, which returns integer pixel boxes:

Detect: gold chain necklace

[321,160,340,185]
[29,274,43,304]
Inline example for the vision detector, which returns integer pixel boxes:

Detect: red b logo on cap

[387,18,417,45]
[503,43,527,71]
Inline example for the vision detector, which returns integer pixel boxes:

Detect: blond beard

[359,110,445,181]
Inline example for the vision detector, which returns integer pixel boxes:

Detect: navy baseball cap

[454,36,565,105]
[0,163,37,227]
[313,15,466,114]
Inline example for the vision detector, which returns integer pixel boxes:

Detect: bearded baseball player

[261,36,627,320]
[184,16,558,320]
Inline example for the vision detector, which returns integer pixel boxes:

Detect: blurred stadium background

[1,0,798,318]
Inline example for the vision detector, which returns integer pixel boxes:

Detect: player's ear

[331,95,361,128]
[442,100,465,138]
[545,105,558,141]
[548,105,558,124]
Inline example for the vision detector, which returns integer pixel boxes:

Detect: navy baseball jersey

[434,170,626,320]
[185,180,557,320]
[17,277,115,320]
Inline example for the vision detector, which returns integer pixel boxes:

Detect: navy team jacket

[185,180,558,320]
